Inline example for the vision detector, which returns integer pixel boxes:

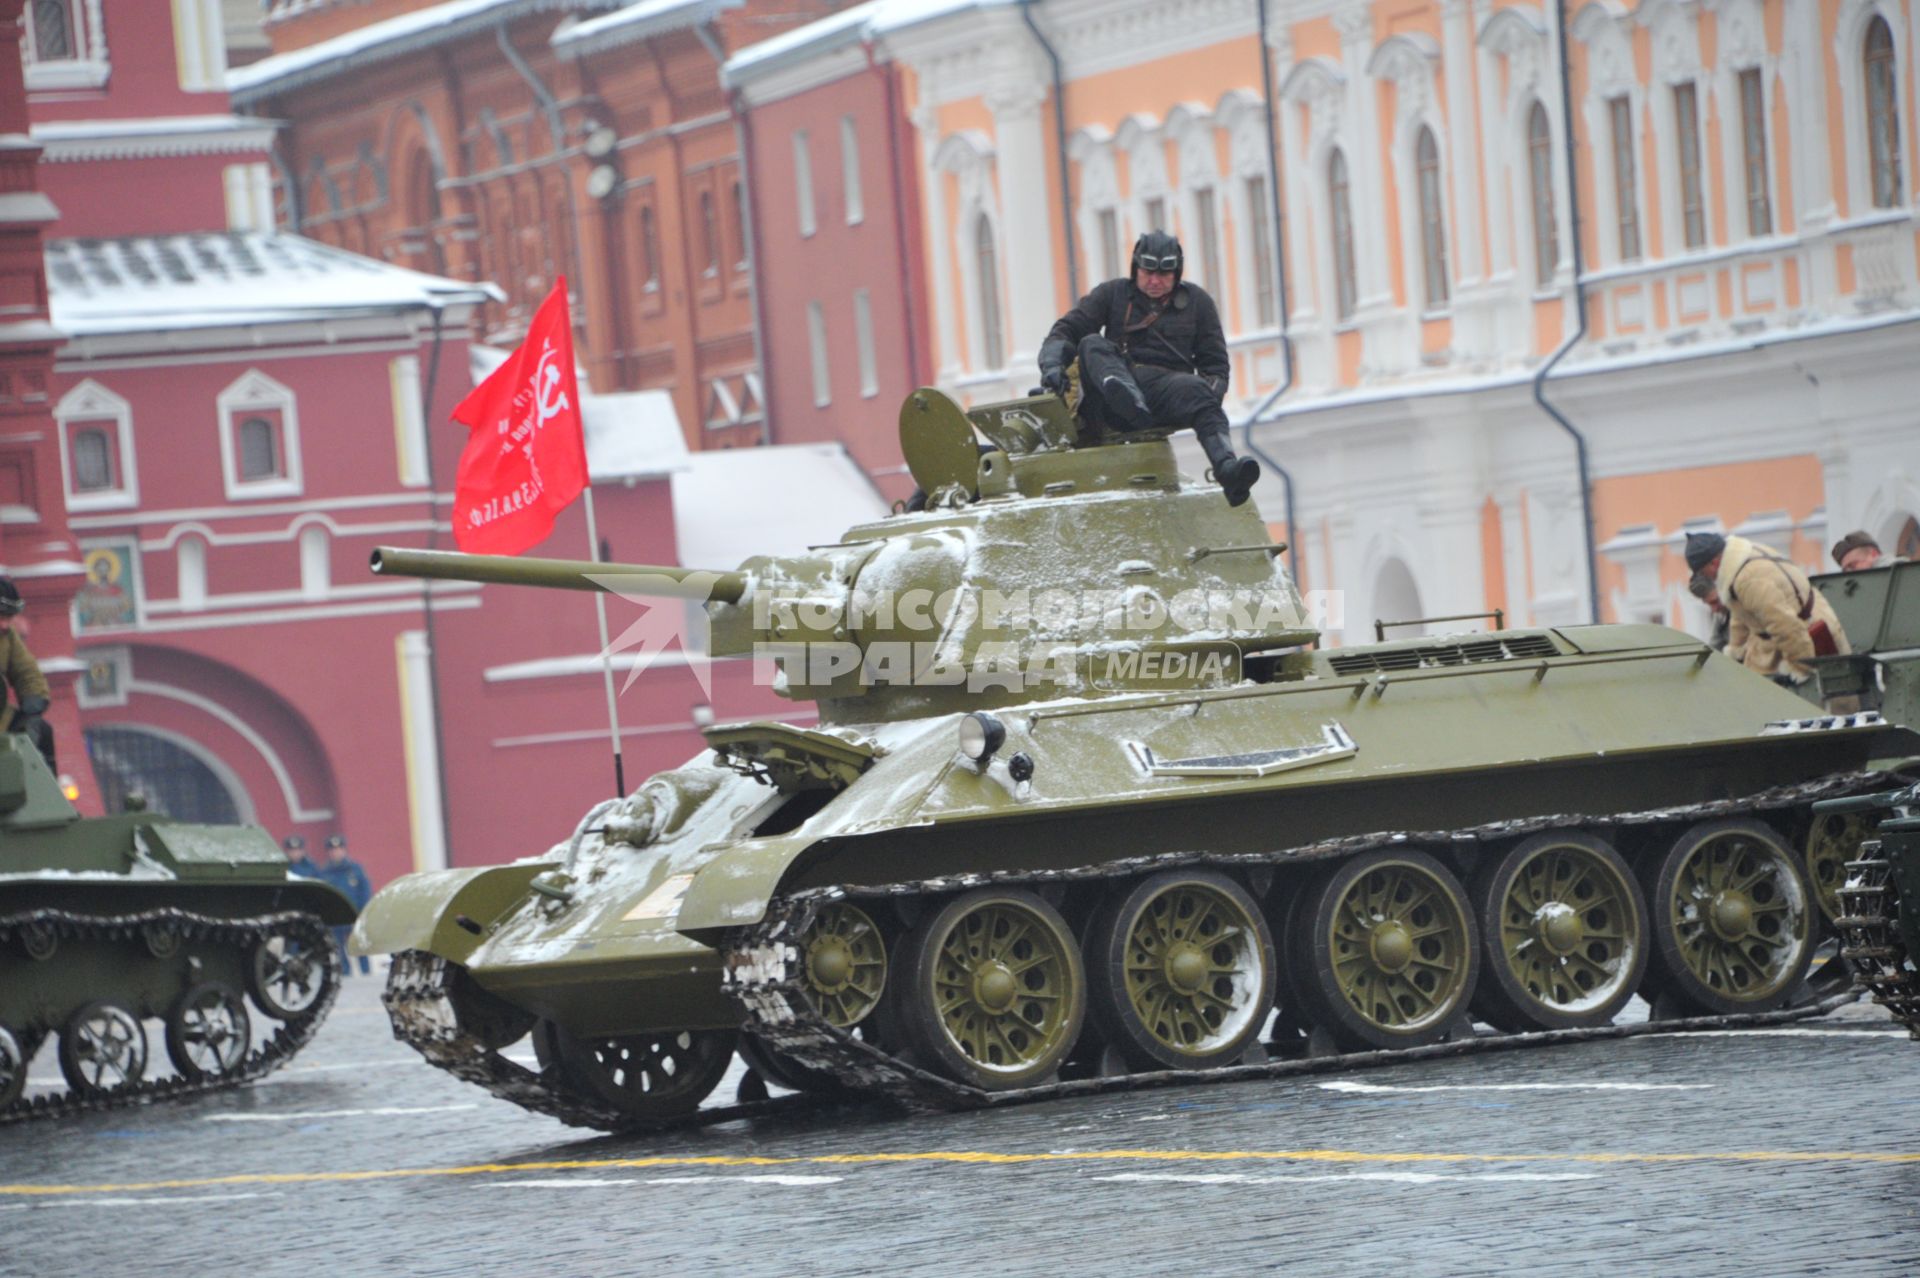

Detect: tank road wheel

[1089,871,1276,1071]
[1298,850,1478,1051]
[1805,811,1873,927]
[57,1000,148,1097]
[246,929,333,1021]
[1473,832,1648,1032]
[898,888,1086,1090]
[164,983,252,1082]
[800,902,888,1028]
[1647,819,1813,1015]
[0,1026,26,1107]
[550,1026,737,1121]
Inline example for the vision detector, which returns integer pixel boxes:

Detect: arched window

[1527,102,1559,286]
[72,428,114,492]
[1415,127,1449,310]
[1866,16,1903,209]
[178,537,207,612]
[729,179,748,270]
[31,0,72,59]
[974,213,1005,370]
[1328,149,1357,322]
[300,526,330,600]
[238,416,281,481]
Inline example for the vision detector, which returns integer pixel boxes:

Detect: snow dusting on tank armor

[354,386,1919,1132]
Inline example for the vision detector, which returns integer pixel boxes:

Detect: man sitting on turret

[1038,231,1261,507]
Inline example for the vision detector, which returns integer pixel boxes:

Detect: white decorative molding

[32,117,275,163]
[23,0,109,92]
[124,678,332,823]
[215,369,304,501]
[54,378,138,512]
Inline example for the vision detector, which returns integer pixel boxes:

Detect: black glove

[1039,365,1069,398]
[1770,674,1800,689]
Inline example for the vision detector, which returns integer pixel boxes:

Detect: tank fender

[675,835,818,937]
[276,878,360,927]
[351,862,547,963]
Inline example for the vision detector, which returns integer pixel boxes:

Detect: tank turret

[372,387,1316,723]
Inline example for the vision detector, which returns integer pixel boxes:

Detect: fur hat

[1683,531,1726,574]
[1831,529,1880,566]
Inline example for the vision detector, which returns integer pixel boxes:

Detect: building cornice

[31,116,278,163]
[550,0,739,58]
[733,40,871,107]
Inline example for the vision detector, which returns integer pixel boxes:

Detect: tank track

[384,771,1875,1132]
[0,907,339,1125]
[1837,847,1920,1037]
[381,950,810,1134]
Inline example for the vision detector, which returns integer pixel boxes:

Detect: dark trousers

[332,924,370,975]
[1076,334,1232,455]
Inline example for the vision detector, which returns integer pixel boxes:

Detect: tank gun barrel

[370,546,748,605]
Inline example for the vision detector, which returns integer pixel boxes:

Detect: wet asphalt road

[4,972,1919,1278]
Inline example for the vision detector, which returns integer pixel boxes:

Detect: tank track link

[1837,850,1920,1037]
[726,769,1876,1115]
[0,907,339,1125]
[381,770,1877,1133]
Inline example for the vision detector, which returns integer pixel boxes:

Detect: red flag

[450,279,589,555]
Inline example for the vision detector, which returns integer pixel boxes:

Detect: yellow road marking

[6,1147,1920,1198]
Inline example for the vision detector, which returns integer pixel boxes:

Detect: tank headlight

[958,712,1006,762]
[58,774,78,801]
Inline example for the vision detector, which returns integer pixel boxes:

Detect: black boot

[1199,431,1261,508]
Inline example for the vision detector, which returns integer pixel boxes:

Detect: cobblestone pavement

[4,970,1918,1278]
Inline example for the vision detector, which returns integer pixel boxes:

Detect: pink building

[725,4,932,502]
[29,1,886,885]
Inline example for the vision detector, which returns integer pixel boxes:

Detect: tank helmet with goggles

[0,576,21,617]
[1131,230,1183,283]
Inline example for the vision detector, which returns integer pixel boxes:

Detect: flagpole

[581,484,626,798]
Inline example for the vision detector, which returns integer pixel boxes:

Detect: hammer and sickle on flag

[450,278,590,555]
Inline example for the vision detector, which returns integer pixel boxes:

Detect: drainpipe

[700,20,773,445]
[1533,0,1601,623]
[1018,0,1078,300]
[1237,0,1299,577]
[497,21,589,316]
[869,39,923,386]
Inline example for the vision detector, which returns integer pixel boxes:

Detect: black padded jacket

[1038,278,1231,393]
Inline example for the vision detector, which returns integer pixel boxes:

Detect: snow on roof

[551,0,739,57]
[672,443,887,570]
[228,0,622,102]
[721,0,1007,85]
[47,232,499,337]
[468,342,689,480]
[583,390,690,480]
[722,1,880,85]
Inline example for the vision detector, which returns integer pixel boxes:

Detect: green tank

[0,734,356,1119]
[1831,781,1920,1035]
[356,388,1920,1131]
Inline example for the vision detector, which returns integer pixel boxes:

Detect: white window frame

[840,115,864,226]
[216,369,303,500]
[794,129,817,239]
[23,0,109,92]
[853,289,878,399]
[806,301,831,407]
[56,379,138,511]
[177,535,207,611]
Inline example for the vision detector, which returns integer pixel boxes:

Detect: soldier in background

[283,834,320,879]
[319,835,372,975]
[1831,530,1905,571]
[0,576,54,770]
